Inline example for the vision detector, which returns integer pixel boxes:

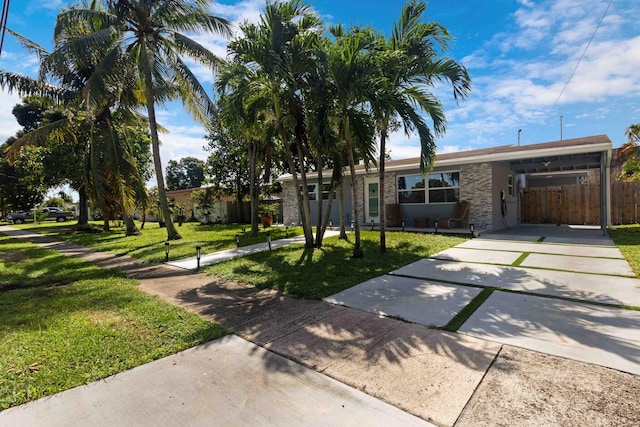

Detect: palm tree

[617,123,640,181]
[229,0,323,249]
[214,59,273,236]
[0,6,149,234]
[373,0,470,252]
[327,24,379,258]
[57,0,232,240]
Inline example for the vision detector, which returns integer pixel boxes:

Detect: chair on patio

[437,200,470,229]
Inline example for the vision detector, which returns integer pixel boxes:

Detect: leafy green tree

[166,157,206,190]
[617,124,640,181]
[373,0,470,252]
[60,0,232,240]
[0,139,47,213]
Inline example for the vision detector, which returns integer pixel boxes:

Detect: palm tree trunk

[143,76,181,240]
[248,141,259,236]
[379,130,387,253]
[338,183,347,240]
[347,142,363,258]
[123,211,141,236]
[296,138,315,248]
[315,153,323,246]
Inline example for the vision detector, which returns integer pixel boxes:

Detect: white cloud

[0,92,23,143]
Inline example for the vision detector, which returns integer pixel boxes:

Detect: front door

[364,177,380,224]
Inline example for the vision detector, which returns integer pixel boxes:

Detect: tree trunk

[378,130,387,253]
[347,142,363,258]
[248,141,259,237]
[76,185,89,225]
[315,154,324,246]
[144,75,181,240]
[123,211,141,236]
[338,183,347,240]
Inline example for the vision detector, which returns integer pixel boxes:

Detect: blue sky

[1,0,639,182]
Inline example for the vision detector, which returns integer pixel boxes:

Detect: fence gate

[521,185,601,225]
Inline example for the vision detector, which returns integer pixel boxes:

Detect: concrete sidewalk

[168,230,341,270]
[2,225,640,426]
[0,335,431,427]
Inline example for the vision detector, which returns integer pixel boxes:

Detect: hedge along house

[278,134,613,233]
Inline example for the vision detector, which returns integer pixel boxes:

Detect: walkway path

[1,225,639,426]
[168,230,341,270]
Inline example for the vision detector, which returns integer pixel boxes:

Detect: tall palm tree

[229,0,323,249]
[373,0,470,252]
[215,59,273,236]
[0,5,149,234]
[327,24,379,258]
[57,0,232,240]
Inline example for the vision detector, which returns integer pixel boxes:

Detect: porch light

[401,219,405,231]
[196,246,201,270]
[469,223,475,238]
[434,220,438,234]
[235,234,240,247]
[164,242,170,262]
[267,232,272,251]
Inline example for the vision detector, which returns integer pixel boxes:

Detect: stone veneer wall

[281,180,299,226]
[382,172,397,205]
[460,163,493,230]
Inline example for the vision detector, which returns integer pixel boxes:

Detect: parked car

[7,207,75,224]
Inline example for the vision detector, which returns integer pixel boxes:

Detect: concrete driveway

[325,225,640,375]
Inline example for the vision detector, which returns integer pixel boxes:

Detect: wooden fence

[521,182,640,225]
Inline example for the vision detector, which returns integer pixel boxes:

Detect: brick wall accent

[282,181,299,226]
[460,163,493,229]
[383,172,397,205]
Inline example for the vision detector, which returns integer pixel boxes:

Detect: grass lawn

[12,220,300,264]
[205,230,467,300]
[0,235,228,410]
[608,224,640,277]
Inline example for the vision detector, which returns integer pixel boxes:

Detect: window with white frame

[397,171,460,204]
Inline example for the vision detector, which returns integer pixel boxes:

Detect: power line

[551,0,613,111]
[0,0,10,58]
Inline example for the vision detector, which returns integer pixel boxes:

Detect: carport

[508,135,613,233]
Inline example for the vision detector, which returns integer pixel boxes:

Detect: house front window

[397,175,425,204]
[398,171,460,204]
[300,185,317,201]
[321,183,336,200]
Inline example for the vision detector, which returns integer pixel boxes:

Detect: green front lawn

[15,221,300,264]
[206,231,467,300]
[0,235,228,410]
[609,224,640,277]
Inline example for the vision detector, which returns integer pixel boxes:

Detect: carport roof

[277,134,612,180]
